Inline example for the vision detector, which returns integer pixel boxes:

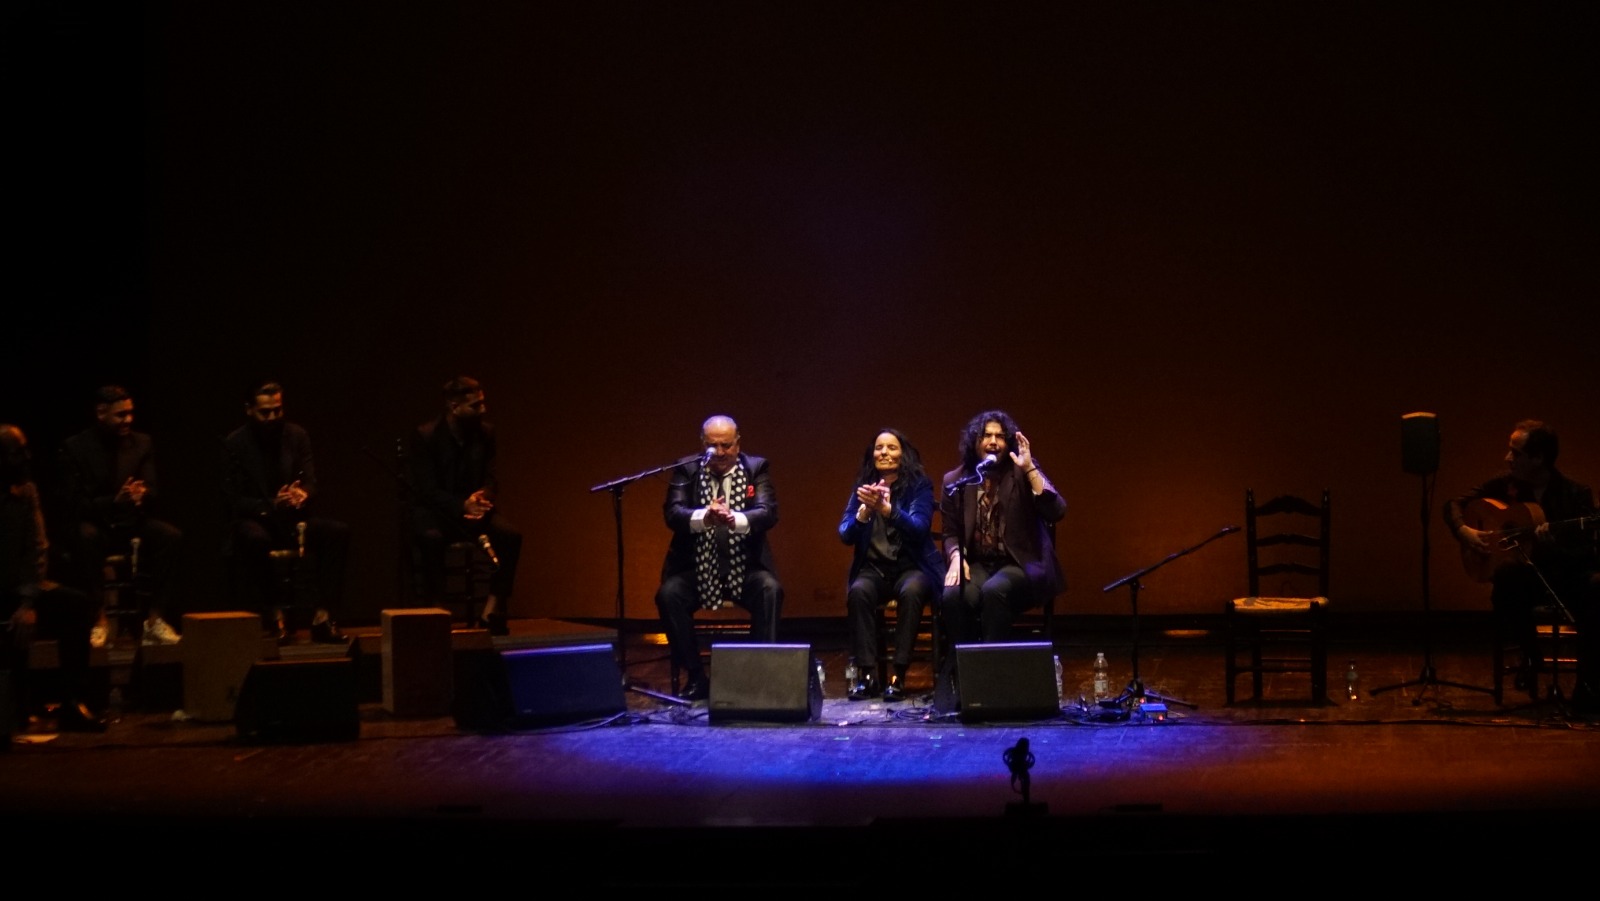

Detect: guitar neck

[1498,513,1600,538]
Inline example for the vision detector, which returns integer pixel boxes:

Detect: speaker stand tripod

[590,454,704,706]
[1098,526,1235,716]
[1370,470,1493,703]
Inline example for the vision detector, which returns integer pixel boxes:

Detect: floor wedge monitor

[708,643,822,723]
[453,642,626,731]
[955,641,1060,722]
[235,657,361,743]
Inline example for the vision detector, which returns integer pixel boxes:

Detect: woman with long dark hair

[838,428,943,701]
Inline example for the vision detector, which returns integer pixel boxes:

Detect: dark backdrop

[8,4,1597,628]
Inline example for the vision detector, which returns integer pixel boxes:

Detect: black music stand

[1369,467,1494,702]
[1098,527,1238,715]
[590,455,702,706]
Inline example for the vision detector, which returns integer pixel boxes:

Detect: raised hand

[1011,431,1035,472]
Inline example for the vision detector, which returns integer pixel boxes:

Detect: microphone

[296,521,307,557]
[703,448,716,465]
[1219,525,1241,537]
[947,455,999,494]
[477,533,501,569]
[129,536,141,577]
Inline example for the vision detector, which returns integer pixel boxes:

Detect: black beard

[250,420,285,444]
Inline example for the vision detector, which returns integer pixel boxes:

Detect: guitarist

[1444,420,1599,713]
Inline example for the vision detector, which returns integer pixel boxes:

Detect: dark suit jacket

[57,428,160,529]
[221,421,318,522]
[940,462,1067,602]
[837,473,943,585]
[660,453,779,581]
[1,481,50,606]
[408,416,499,531]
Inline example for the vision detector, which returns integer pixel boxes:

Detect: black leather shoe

[58,701,108,734]
[267,615,292,646]
[472,613,510,637]
[848,675,880,701]
[310,620,348,644]
[882,677,905,702]
[679,674,710,702]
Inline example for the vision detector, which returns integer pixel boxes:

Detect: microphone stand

[1099,526,1240,714]
[590,454,704,706]
[934,472,980,713]
[1500,545,1577,720]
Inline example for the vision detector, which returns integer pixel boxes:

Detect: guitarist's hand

[1457,525,1492,553]
[1533,522,1554,542]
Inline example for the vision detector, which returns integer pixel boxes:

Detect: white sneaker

[142,617,181,646]
[89,623,109,649]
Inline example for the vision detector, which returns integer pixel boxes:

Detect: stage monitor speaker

[1401,411,1440,476]
[954,641,1060,722]
[451,643,625,731]
[708,643,821,723]
[235,657,360,744]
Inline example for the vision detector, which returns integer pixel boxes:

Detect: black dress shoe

[882,678,905,702]
[679,674,710,702]
[58,701,108,733]
[848,675,880,701]
[268,616,292,646]
[472,613,510,637]
[310,620,348,644]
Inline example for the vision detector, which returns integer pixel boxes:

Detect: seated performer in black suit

[3,423,107,732]
[1444,419,1600,714]
[56,385,183,646]
[939,409,1066,645]
[408,376,521,635]
[222,380,352,644]
[654,414,784,702]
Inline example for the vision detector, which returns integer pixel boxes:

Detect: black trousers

[67,518,182,619]
[232,515,351,624]
[847,564,937,669]
[654,570,783,675]
[1491,559,1600,695]
[413,514,522,605]
[939,557,1037,645]
[4,583,97,716]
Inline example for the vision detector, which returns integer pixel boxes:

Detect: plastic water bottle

[1053,654,1064,702]
[1093,652,1110,701]
[1345,659,1360,701]
[844,658,858,687]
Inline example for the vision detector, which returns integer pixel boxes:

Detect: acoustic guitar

[1458,497,1600,582]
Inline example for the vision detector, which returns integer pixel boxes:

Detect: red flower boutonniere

[746,485,756,499]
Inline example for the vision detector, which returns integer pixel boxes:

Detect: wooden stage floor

[3,614,1598,887]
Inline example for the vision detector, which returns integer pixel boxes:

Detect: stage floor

[4,615,1597,886]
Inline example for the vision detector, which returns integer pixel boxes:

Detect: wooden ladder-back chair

[1225,489,1331,705]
